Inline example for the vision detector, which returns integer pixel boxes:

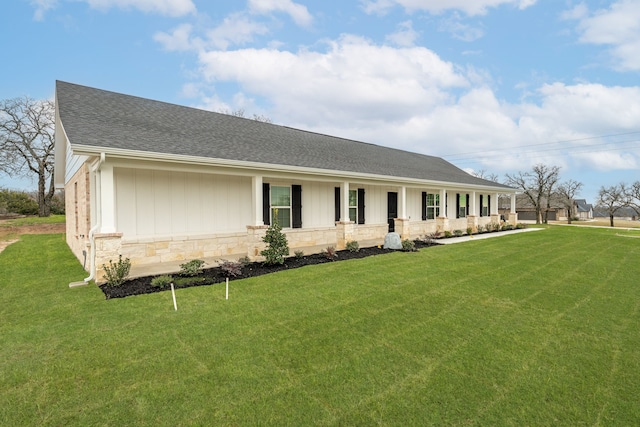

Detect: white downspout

[83,153,105,283]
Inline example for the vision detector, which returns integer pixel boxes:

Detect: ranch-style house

[54,81,518,283]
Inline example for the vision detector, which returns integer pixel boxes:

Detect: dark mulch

[99,240,438,299]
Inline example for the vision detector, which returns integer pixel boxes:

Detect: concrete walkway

[436,227,544,244]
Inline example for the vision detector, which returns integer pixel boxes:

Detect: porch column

[509,193,518,225]
[436,189,449,233]
[439,189,447,218]
[395,186,411,239]
[251,175,264,226]
[99,163,116,233]
[470,191,477,216]
[340,181,350,223]
[490,192,500,225]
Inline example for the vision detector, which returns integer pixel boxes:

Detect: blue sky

[2,0,640,204]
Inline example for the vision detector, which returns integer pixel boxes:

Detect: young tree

[505,164,560,224]
[596,183,630,227]
[0,97,55,216]
[556,179,583,224]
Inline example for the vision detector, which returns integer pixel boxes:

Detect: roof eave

[70,144,517,193]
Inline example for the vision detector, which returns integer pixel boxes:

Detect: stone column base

[246,225,268,260]
[466,215,478,233]
[335,221,355,250]
[436,217,449,234]
[508,212,518,225]
[94,232,123,283]
[394,218,411,240]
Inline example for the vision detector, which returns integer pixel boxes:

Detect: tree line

[477,164,640,227]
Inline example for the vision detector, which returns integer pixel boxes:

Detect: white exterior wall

[301,181,335,228]
[115,168,252,240]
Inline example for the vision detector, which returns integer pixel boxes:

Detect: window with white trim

[426,193,440,219]
[271,186,291,227]
[349,189,358,222]
[481,195,489,217]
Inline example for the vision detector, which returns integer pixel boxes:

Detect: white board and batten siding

[115,168,253,240]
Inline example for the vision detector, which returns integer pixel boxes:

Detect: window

[349,189,358,222]
[481,195,489,217]
[270,186,291,227]
[457,193,468,218]
[426,193,440,219]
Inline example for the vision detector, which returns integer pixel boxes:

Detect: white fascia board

[70,144,517,194]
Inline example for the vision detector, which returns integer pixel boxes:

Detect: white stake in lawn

[170,282,178,311]
[226,277,229,300]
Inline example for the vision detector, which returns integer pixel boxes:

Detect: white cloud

[82,0,196,16]
[569,0,640,71]
[361,0,537,16]
[206,13,270,50]
[31,0,196,18]
[438,12,484,41]
[385,20,419,46]
[196,35,468,131]
[30,0,58,21]
[248,0,313,27]
[154,24,200,51]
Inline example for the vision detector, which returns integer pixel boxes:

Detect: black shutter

[466,194,470,217]
[488,195,491,215]
[456,193,460,219]
[479,195,484,217]
[292,185,302,228]
[422,192,427,221]
[357,188,365,224]
[335,187,340,222]
[262,183,270,225]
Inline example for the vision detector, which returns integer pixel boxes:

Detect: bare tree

[596,183,630,227]
[472,169,500,183]
[0,97,55,217]
[505,164,561,224]
[629,181,640,216]
[556,179,583,224]
[218,108,272,123]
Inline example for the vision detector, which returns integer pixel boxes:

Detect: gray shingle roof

[56,80,513,190]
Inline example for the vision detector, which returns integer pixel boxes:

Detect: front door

[387,192,398,232]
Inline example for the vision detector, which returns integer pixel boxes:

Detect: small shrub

[219,260,242,278]
[444,230,452,238]
[516,223,527,229]
[238,256,251,266]
[294,250,304,259]
[502,223,514,231]
[261,216,289,265]
[180,259,205,276]
[345,240,360,252]
[424,231,441,244]
[466,227,473,235]
[151,275,173,287]
[323,246,337,260]
[453,229,463,237]
[402,239,416,252]
[102,255,131,286]
[492,222,501,231]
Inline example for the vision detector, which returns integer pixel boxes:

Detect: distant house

[499,193,593,222]
[54,81,518,282]
[593,206,638,221]
[573,199,593,220]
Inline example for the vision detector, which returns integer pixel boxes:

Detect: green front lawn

[1,227,639,426]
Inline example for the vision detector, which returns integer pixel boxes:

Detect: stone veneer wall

[90,215,514,283]
[64,164,91,266]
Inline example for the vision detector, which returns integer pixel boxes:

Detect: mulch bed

[99,240,438,299]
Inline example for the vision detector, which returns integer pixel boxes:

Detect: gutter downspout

[83,152,105,283]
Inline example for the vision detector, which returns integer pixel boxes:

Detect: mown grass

[0,214,66,227]
[1,227,639,426]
